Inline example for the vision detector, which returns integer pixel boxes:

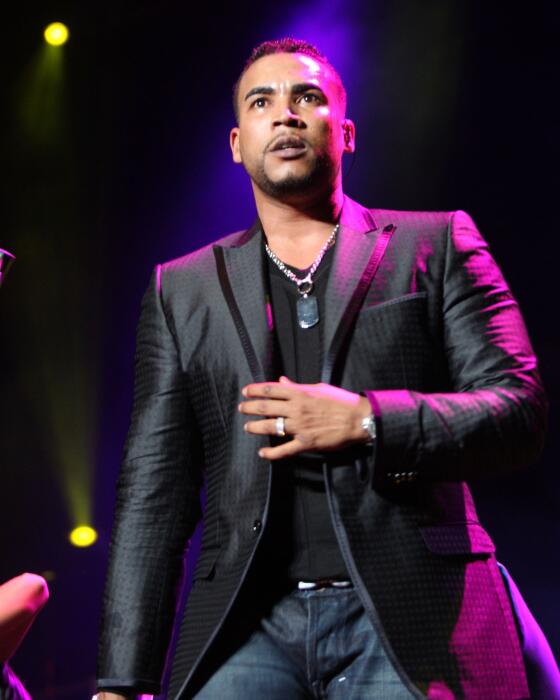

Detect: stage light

[44,22,69,47]
[69,525,97,548]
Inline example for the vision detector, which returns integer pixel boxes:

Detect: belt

[297,579,353,590]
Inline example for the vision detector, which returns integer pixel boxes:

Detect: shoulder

[371,207,455,231]
[159,228,248,277]
[343,195,474,237]
[150,228,250,309]
[366,206,484,252]
[350,201,489,276]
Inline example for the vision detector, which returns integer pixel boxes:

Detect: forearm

[362,209,547,484]
[366,380,546,484]
[97,449,202,690]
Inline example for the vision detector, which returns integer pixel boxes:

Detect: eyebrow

[243,82,326,102]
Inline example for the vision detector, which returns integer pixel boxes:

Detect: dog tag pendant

[297,294,319,329]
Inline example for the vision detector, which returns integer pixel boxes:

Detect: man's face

[230,52,355,200]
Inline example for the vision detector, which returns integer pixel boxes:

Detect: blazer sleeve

[96,265,203,694]
[365,210,548,485]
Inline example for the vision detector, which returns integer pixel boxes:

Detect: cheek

[316,121,341,153]
[237,136,255,164]
[317,106,330,117]
[239,125,266,159]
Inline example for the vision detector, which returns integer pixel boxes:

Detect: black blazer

[97,197,547,699]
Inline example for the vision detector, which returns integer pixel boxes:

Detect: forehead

[240,52,338,95]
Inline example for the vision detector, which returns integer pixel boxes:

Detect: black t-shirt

[259,241,349,582]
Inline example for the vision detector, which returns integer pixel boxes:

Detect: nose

[273,104,305,129]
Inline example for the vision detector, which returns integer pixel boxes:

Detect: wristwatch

[361,413,376,444]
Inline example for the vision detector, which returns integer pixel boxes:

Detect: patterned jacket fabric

[97,196,547,699]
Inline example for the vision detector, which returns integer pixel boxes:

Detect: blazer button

[252,519,262,533]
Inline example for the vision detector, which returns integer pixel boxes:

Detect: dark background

[1,1,558,697]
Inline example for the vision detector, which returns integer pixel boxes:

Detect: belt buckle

[297,579,352,591]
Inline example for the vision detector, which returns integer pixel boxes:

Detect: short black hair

[232,37,346,123]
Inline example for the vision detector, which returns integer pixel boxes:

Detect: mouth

[268,136,308,159]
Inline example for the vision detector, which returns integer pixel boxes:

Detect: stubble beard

[249,151,336,200]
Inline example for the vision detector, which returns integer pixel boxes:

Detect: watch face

[362,414,376,441]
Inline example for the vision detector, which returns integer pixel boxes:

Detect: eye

[299,92,321,104]
[250,97,268,109]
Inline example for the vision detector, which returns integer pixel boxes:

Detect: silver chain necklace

[265,223,339,329]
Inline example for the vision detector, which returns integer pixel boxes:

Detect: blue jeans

[193,585,416,699]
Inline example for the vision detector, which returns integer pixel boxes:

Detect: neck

[253,183,344,247]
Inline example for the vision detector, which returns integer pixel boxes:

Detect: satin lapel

[321,221,394,384]
[213,225,274,384]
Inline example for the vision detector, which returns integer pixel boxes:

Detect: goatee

[251,153,333,199]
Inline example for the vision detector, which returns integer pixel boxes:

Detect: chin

[268,160,311,180]
[257,163,328,198]
[247,150,336,199]
[262,175,317,198]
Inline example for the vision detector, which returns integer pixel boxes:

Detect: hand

[0,573,49,662]
[239,376,372,460]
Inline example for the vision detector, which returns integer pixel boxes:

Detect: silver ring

[276,416,286,437]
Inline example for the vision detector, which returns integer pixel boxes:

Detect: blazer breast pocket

[359,291,428,317]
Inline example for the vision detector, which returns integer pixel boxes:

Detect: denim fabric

[193,586,416,699]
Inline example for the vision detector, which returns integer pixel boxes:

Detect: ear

[341,119,356,154]
[230,127,242,163]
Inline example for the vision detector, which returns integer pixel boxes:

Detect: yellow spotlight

[69,525,97,548]
[44,22,69,47]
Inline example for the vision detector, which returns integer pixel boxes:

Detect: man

[96,38,549,699]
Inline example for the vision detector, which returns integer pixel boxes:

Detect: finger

[279,375,317,392]
[239,399,293,417]
[241,382,296,399]
[244,418,295,435]
[258,439,305,461]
